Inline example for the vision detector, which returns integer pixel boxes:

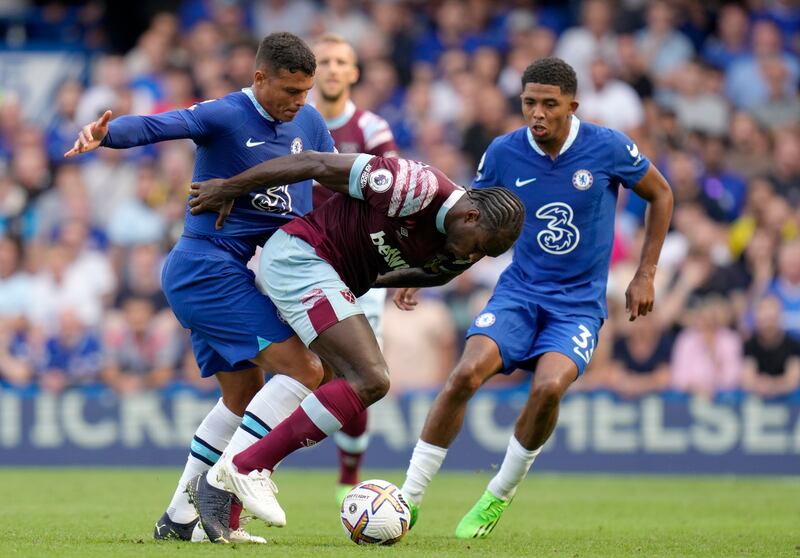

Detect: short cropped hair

[521,57,578,96]
[315,32,348,47]
[314,32,358,64]
[255,32,316,75]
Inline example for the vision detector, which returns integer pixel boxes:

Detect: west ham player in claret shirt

[311,33,399,502]
[185,151,525,543]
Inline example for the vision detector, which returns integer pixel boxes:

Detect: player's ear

[254,69,267,86]
[350,65,360,86]
[569,99,579,113]
[465,207,480,224]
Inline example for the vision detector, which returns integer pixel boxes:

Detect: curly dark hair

[521,57,578,96]
[255,32,316,75]
[467,187,526,256]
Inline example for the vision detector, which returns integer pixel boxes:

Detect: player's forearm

[373,267,457,288]
[636,175,673,278]
[221,151,357,197]
[100,112,191,148]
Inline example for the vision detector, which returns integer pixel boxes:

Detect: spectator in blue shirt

[39,309,102,392]
[701,3,751,70]
[725,19,800,109]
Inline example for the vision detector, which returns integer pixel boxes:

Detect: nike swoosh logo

[515,177,537,187]
[246,138,265,147]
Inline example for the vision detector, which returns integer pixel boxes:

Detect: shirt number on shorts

[572,324,595,364]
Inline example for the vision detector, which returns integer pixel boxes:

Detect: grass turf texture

[1,468,797,557]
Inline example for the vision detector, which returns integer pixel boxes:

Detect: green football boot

[454,490,511,539]
[336,484,354,506]
[406,498,419,529]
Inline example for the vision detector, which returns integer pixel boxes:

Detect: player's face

[520,83,578,145]
[314,42,358,102]
[445,215,511,265]
[254,67,315,121]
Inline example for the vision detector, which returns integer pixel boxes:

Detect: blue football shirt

[102,88,335,259]
[473,117,650,318]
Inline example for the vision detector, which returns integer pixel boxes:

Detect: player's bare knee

[445,363,483,400]
[354,367,390,405]
[222,384,260,416]
[288,352,324,390]
[218,372,264,415]
[529,378,567,409]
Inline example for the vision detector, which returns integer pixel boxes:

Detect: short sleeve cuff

[619,157,651,189]
[348,153,375,200]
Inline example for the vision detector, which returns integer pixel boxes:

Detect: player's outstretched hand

[393,288,419,311]
[188,179,235,229]
[625,270,655,321]
[64,110,112,157]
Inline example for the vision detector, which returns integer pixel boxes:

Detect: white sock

[486,436,541,501]
[208,374,311,487]
[166,398,241,523]
[401,440,448,506]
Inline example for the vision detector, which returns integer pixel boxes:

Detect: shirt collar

[242,87,275,122]
[436,189,466,234]
[526,115,581,157]
[321,100,356,130]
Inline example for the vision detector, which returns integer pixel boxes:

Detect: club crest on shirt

[474,312,496,328]
[368,169,394,193]
[572,169,593,191]
[291,137,303,154]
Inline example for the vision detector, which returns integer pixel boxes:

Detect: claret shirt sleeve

[348,156,444,218]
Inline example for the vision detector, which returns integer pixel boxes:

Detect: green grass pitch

[1,468,797,557]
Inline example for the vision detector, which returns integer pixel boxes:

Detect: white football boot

[212,452,287,527]
[191,521,267,544]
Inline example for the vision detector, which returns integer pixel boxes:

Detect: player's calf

[252,338,325,391]
[347,366,390,406]
[441,361,485,403]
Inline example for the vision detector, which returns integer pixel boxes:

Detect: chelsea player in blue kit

[66,33,335,543]
[400,58,674,538]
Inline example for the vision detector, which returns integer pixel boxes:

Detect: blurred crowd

[0,0,799,399]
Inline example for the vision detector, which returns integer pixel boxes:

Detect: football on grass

[340,479,411,545]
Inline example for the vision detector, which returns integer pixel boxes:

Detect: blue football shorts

[466,293,604,376]
[161,235,294,378]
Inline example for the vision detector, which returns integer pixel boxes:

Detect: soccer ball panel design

[340,479,411,545]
